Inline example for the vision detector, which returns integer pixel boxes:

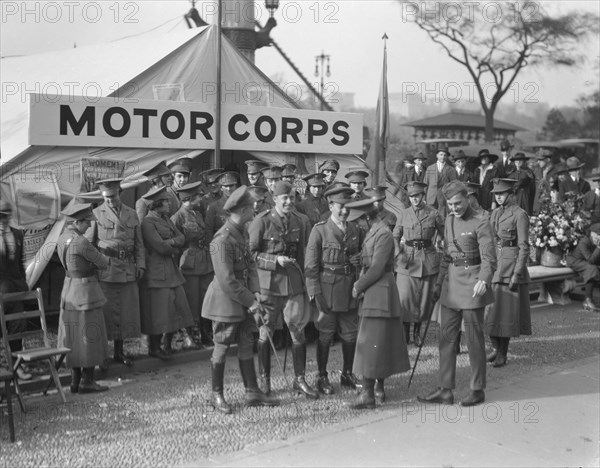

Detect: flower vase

[540,247,563,268]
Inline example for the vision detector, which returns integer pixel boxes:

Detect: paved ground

[1,300,599,467]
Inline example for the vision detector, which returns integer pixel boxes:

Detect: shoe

[347,391,376,410]
[583,298,600,312]
[16,367,32,381]
[417,387,454,405]
[78,381,109,393]
[460,390,485,407]
[211,392,232,414]
[148,349,172,361]
[413,333,423,347]
[492,354,507,368]
[340,372,361,390]
[245,390,281,407]
[316,374,335,395]
[374,379,385,404]
[293,376,319,400]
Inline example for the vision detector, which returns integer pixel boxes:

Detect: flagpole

[214,0,222,169]
[373,33,389,187]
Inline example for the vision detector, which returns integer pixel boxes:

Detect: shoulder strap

[450,215,465,257]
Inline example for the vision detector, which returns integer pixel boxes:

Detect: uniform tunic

[171,205,214,322]
[199,191,222,218]
[205,195,229,238]
[436,207,497,391]
[57,225,109,368]
[352,220,410,379]
[140,211,194,335]
[393,204,444,323]
[297,192,330,228]
[304,218,361,342]
[380,208,397,231]
[485,202,532,337]
[136,186,180,221]
[86,202,145,340]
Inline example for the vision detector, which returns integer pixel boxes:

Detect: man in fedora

[411,152,426,183]
[583,175,600,224]
[507,152,536,215]
[86,178,145,368]
[424,148,458,217]
[453,150,474,183]
[558,156,591,201]
[497,139,514,177]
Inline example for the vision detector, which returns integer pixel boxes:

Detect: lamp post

[314,50,330,111]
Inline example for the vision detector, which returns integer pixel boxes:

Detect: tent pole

[214,0,222,168]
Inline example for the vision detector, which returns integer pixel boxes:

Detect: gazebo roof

[403,110,527,132]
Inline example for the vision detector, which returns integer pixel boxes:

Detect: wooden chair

[0,367,15,442]
[0,288,71,412]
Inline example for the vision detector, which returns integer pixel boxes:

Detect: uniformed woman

[346,198,410,409]
[57,203,110,393]
[485,178,532,368]
[140,186,194,359]
[393,181,445,347]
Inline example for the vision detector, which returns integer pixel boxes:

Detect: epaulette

[314,220,326,226]
[256,210,270,218]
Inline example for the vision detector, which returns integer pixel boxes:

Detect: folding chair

[0,367,15,442]
[0,288,71,412]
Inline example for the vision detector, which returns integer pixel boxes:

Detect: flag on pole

[372,33,389,186]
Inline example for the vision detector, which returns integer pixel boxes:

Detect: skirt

[140,284,194,335]
[100,281,141,340]
[485,283,532,337]
[396,273,438,323]
[57,307,109,368]
[353,316,411,379]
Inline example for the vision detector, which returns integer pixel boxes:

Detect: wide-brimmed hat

[452,150,468,161]
[345,198,377,222]
[324,186,354,205]
[61,203,97,221]
[411,152,426,162]
[535,149,553,160]
[510,152,530,161]
[404,181,428,196]
[477,151,499,164]
[490,178,517,193]
[564,156,585,171]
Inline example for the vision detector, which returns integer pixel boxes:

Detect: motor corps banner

[80,157,126,192]
[28,94,363,155]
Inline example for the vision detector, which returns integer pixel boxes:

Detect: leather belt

[99,246,135,262]
[497,239,517,247]
[322,264,354,275]
[65,271,95,279]
[405,239,432,249]
[364,265,395,273]
[451,257,481,267]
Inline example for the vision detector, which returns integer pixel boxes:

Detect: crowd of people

[1,145,599,409]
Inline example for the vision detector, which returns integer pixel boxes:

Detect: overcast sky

[2,1,598,109]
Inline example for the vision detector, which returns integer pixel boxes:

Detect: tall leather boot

[148,335,171,360]
[70,367,82,393]
[413,323,423,347]
[163,332,175,355]
[493,337,508,368]
[348,378,375,409]
[403,322,411,344]
[257,340,271,395]
[340,340,361,389]
[114,339,132,366]
[455,331,462,355]
[316,341,334,395]
[487,336,499,362]
[78,367,109,393]
[211,362,232,414]
[292,343,319,399]
[239,359,280,407]
[374,379,385,404]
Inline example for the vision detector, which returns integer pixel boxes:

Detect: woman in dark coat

[566,223,600,312]
[476,150,502,211]
[346,198,410,409]
[140,186,194,359]
[507,152,536,215]
[485,178,532,368]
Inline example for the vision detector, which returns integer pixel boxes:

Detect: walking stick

[282,327,289,373]
[407,297,438,389]
[255,304,293,390]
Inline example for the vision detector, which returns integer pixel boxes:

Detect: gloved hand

[313,294,330,314]
[508,274,519,292]
[432,284,442,303]
[348,253,362,267]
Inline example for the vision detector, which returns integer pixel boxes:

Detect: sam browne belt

[451,256,481,267]
[405,239,433,249]
[496,239,518,247]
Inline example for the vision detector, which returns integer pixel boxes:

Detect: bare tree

[401,1,599,141]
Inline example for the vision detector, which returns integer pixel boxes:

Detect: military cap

[281,164,297,177]
[302,173,325,187]
[245,160,268,174]
[261,166,283,179]
[535,149,553,159]
[510,152,530,161]
[319,159,340,172]
[198,168,224,184]
[0,200,13,215]
[411,152,426,162]
[345,198,376,222]
[564,156,585,171]
[216,171,239,186]
[345,169,369,183]
[452,150,467,161]
[464,181,481,196]
[491,178,517,193]
[500,139,513,151]
[142,185,168,201]
[168,157,193,174]
[324,186,354,204]
[247,185,269,200]
[61,203,96,221]
[404,181,428,196]
[96,178,122,196]
[223,185,258,211]
[590,223,600,235]
[176,181,204,199]
[365,186,388,201]
[142,160,171,179]
[477,151,499,164]
[442,180,468,200]
[272,180,293,196]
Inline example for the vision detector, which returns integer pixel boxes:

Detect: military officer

[248,180,318,399]
[245,160,268,187]
[86,178,145,368]
[136,160,180,221]
[205,171,239,237]
[485,178,531,368]
[305,186,362,395]
[393,181,445,347]
[319,159,340,188]
[365,186,396,230]
[202,186,280,414]
[261,166,283,209]
[281,163,303,206]
[57,203,110,393]
[168,157,193,193]
[171,181,214,347]
[247,185,270,217]
[297,173,330,228]
[418,180,497,407]
[345,169,370,201]
[198,168,224,217]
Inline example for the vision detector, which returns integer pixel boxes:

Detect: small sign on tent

[80,158,126,192]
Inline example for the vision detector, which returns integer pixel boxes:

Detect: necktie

[282,215,289,233]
